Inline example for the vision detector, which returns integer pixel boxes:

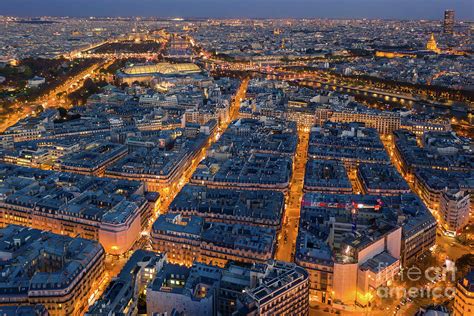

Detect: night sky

[0,0,473,20]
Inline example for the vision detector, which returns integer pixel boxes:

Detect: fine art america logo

[377,262,457,300]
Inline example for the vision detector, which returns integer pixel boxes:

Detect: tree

[22,65,33,79]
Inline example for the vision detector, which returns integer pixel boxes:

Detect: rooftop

[169,184,284,227]
[308,123,389,163]
[304,159,352,192]
[0,163,146,225]
[122,62,201,76]
[0,225,103,295]
[106,129,208,177]
[357,163,410,193]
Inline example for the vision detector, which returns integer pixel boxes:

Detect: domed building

[118,62,202,84]
[426,33,440,54]
[123,62,201,75]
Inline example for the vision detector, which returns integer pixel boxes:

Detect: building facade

[453,270,474,316]
[0,225,105,316]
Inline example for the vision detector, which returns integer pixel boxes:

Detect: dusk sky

[0,0,473,20]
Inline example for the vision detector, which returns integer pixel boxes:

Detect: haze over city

[0,0,473,19]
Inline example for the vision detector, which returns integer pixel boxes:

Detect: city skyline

[0,0,473,20]
[0,5,472,315]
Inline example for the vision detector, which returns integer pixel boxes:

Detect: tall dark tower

[444,10,455,35]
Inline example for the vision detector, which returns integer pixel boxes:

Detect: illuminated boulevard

[0,58,113,133]
[276,126,310,262]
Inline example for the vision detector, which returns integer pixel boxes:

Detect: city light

[0,5,471,316]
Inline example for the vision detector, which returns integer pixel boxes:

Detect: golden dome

[426,33,440,53]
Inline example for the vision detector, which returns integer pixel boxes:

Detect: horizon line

[2,15,473,23]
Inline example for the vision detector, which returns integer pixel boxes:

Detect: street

[275,127,310,262]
